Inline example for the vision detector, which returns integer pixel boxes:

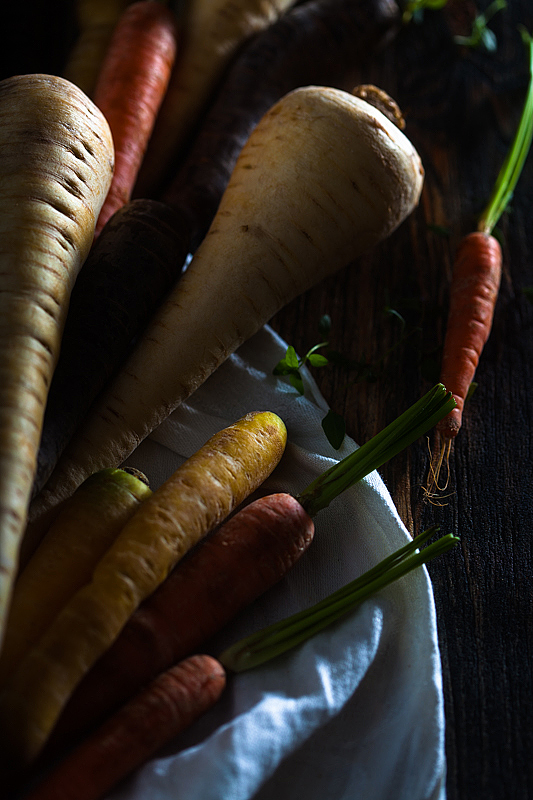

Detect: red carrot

[21,654,226,800]
[43,492,314,754]
[92,1,179,236]
[436,29,533,443]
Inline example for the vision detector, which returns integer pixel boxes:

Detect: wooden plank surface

[3,1,533,798]
[270,2,533,798]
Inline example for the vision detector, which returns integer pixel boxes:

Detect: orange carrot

[21,654,226,800]
[43,492,314,753]
[436,231,502,440]
[92,1,179,236]
[435,31,533,444]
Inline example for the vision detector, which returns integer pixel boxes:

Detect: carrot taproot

[29,83,424,532]
[21,654,226,800]
[0,468,152,688]
[92,1,179,237]
[163,0,401,250]
[435,30,533,443]
[0,73,114,649]
[43,384,454,754]
[0,410,286,768]
[62,0,133,97]
[435,232,502,439]
[45,492,314,751]
[134,0,299,199]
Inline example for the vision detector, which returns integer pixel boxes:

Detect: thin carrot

[42,384,454,755]
[0,468,152,687]
[92,1,179,236]
[21,654,226,800]
[435,29,533,444]
[0,410,286,769]
[62,0,133,97]
[28,83,424,532]
[0,73,114,649]
[134,0,299,198]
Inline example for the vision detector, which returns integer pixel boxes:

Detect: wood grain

[270,2,533,798]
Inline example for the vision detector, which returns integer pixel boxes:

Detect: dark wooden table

[4,2,533,798]
[270,2,533,798]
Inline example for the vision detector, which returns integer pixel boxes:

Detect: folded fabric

[110,324,446,800]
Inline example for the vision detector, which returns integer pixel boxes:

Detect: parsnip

[0,73,114,647]
[29,84,423,535]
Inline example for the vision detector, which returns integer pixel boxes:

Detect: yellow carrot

[29,84,423,529]
[0,73,114,649]
[0,468,152,687]
[134,0,298,197]
[0,410,286,769]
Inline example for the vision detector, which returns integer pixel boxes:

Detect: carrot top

[220,524,458,672]
[297,383,455,517]
[479,28,533,234]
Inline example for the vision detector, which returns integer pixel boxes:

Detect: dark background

[4,1,533,798]
[270,2,533,798]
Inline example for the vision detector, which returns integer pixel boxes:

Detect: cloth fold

[110,324,446,800]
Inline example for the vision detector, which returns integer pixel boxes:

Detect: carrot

[43,384,454,754]
[21,654,226,800]
[435,29,533,444]
[0,468,152,688]
[436,232,502,439]
[26,198,190,520]
[134,0,299,198]
[62,0,133,97]
[0,73,114,649]
[29,83,424,532]
[92,1,179,237]
[45,493,315,752]
[0,410,286,768]
[163,0,402,250]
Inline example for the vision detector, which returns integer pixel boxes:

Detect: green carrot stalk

[219,526,459,672]
[478,27,533,235]
[298,383,456,517]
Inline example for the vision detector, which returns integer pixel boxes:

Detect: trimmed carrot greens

[297,383,455,517]
[220,525,459,672]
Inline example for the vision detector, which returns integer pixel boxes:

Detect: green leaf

[284,345,300,369]
[308,353,329,368]
[289,371,305,395]
[322,409,346,450]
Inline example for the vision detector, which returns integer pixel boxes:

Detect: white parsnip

[29,84,423,535]
[0,73,114,647]
[135,0,298,196]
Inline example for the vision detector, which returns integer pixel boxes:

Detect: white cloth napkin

[110,324,446,800]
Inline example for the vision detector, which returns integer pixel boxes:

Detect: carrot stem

[297,384,456,517]
[220,526,459,672]
[479,28,533,234]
